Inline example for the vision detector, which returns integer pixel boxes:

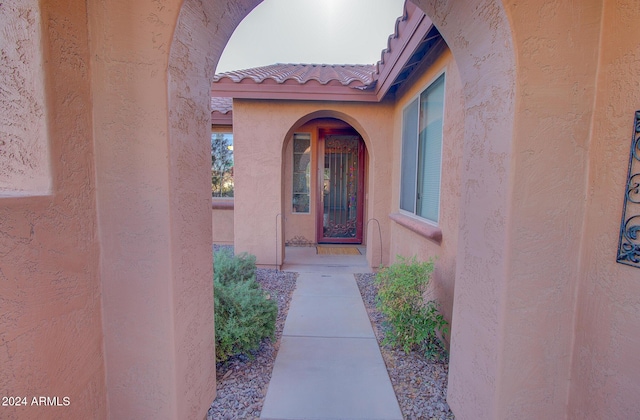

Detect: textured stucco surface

[410,1,516,418]
[389,46,464,333]
[0,0,105,418]
[232,100,394,269]
[212,206,235,245]
[501,2,603,418]
[568,0,640,417]
[2,0,639,419]
[0,0,51,194]
[90,0,257,418]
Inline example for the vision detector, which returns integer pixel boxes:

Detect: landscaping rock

[207,264,454,420]
[355,272,454,420]
[207,267,297,420]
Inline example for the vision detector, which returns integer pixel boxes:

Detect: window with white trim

[400,73,445,223]
[292,133,311,213]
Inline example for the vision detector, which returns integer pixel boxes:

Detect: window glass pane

[293,173,309,194]
[294,135,311,153]
[293,133,311,213]
[293,152,310,173]
[293,194,310,213]
[416,74,444,222]
[400,98,419,212]
[211,132,234,197]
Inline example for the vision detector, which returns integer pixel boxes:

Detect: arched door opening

[282,117,369,250]
[167,0,517,418]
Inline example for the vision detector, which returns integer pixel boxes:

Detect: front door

[317,130,365,244]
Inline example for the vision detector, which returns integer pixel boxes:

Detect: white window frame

[292,132,312,214]
[399,72,446,225]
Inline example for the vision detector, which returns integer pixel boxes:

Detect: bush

[375,255,448,359]
[214,247,257,287]
[214,248,277,363]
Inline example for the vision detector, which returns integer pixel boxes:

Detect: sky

[216,0,406,74]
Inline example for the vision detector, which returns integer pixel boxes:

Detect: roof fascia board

[394,37,447,100]
[211,85,379,102]
[375,9,433,100]
[211,112,232,125]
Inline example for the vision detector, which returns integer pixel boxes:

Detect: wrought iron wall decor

[617,110,640,267]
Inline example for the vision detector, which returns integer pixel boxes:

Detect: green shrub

[214,249,277,363]
[214,247,257,286]
[375,255,448,359]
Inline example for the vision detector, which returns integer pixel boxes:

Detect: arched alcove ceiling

[282,110,373,157]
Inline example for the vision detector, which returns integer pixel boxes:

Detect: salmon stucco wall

[0,0,51,195]
[500,2,602,417]
[389,46,464,332]
[411,1,517,417]
[212,199,235,245]
[91,0,257,418]
[569,0,640,417]
[4,0,640,419]
[0,0,106,418]
[233,100,394,268]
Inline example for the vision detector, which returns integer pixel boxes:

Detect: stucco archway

[279,112,374,263]
[166,1,516,418]
[5,0,638,419]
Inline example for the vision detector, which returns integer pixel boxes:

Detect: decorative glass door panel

[317,131,364,244]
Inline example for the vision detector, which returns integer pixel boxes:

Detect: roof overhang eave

[211,86,380,103]
[374,9,434,99]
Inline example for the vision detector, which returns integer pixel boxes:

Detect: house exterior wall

[568,1,640,417]
[2,0,640,419]
[212,199,235,245]
[388,46,464,332]
[232,100,394,268]
[0,0,51,195]
[90,0,255,418]
[488,1,601,416]
[0,1,107,418]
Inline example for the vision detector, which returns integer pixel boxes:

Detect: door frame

[316,128,365,244]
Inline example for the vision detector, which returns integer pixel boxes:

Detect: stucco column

[233,99,286,267]
[88,0,258,418]
[412,0,517,418]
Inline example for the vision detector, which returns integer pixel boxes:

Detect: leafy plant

[214,247,257,287]
[375,255,448,359]
[214,248,277,362]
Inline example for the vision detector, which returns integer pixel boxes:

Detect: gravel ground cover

[206,267,297,420]
[355,272,455,420]
[207,244,452,420]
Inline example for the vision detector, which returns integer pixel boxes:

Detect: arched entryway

[281,117,369,250]
[162,0,515,416]
[98,0,518,418]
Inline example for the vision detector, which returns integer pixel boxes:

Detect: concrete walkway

[260,247,402,420]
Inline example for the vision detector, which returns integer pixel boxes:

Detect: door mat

[316,246,361,255]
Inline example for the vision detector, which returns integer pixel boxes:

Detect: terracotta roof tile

[212,63,376,89]
[210,96,232,114]
[210,1,436,103]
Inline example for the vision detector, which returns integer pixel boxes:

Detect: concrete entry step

[260,270,402,420]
